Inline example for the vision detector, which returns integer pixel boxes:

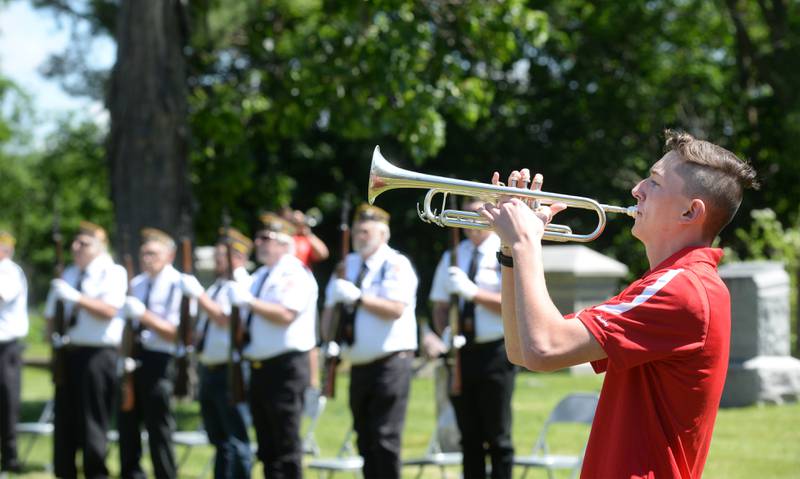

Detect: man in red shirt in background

[480,130,759,478]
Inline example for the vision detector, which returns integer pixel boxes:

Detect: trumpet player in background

[280,205,330,391]
[280,206,330,268]
[479,130,758,478]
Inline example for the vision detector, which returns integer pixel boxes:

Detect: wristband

[496,250,514,268]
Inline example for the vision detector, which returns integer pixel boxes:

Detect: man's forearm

[501,261,524,365]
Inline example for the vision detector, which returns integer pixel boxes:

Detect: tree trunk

[108,0,191,262]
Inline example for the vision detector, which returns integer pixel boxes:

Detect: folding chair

[301,387,327,457]
[402,403,462,479]
[513,392,599,479]
[173,426,210,472]
[403,361,462,479]
[16,399,55,468]
[306,428,363,479]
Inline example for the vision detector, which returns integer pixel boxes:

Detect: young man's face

[140,240,174,277]
[631,151,692,244]
[72,233,103,269]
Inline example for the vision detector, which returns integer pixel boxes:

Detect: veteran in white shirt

[0,230,27,473]
[43,221,127,479]
[120,227,205,479]
[428,197,516,479]
[322,204,418,479]
[227,213,318,478]
[193,227,254,478]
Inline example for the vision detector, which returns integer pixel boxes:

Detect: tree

[107,0,192,258]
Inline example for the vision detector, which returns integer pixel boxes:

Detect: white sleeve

[97,265,128,309]
[0,269,22,303]
[380,256,417,305]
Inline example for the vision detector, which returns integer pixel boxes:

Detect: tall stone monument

[719,261,800,407]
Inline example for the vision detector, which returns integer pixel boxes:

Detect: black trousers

[118,350,177,479]
[199,364,252,479]
[450,339,516,479]
[54,346,117,479]
[249,350,309,479]
[349,351,413,479]
[0,340,21,471]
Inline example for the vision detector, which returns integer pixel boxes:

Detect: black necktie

[459,247,479,344]
[243,268,272,347]
[196,282,224,354]
[340,261,369,345]
[67,270,85,328]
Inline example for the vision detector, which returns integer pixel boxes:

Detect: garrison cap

[0,231,15,248]
[258,213,297,236]
[77,221,108,244]
[353,203,390,224]
[141,227,175,247]
[218,227,253,255]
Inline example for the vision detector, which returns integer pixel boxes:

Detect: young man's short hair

[665,129,759,239]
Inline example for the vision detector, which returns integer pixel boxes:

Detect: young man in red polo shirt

[479,130,759,478]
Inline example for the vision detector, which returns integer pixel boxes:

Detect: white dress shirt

[429,234,503,343]
[0,258,28,342]
[325,243,419,365]
[243,254,318,361]
[61,254,128,347]
[130,264,184,354]
[197,267,252,365]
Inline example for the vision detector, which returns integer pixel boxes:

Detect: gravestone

[542,245,628,374]
[719,261,800,407]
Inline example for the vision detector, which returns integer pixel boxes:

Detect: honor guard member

[227,213,318,478]
[193,228,253,479]
[0,230,27,474]
[121,227,203,479]
[323,204,418,479]
[429,198,514,479]
[43,222,127,479]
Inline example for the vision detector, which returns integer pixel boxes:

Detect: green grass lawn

[11,362,800,479]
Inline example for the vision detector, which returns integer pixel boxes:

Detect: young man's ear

[681,199,706,224]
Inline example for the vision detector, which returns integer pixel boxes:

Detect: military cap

[353,203,390,224]
[0,231,15,248]
[77,221,108,244]
[141,227,175,247]
[258,212,297,236]
[218,227,253,255]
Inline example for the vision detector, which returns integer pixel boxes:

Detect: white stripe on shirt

[596,268,684,315]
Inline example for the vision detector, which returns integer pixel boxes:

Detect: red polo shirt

[574,247,730,478]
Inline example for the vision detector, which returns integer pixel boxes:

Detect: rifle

[321,196,352,398]
[225,212,247,404]
[50,213,68,386]
[447,195,464,396]
[174,236,195,398]
[119,232,140,412]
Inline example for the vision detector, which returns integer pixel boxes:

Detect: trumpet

[367,146,637,243]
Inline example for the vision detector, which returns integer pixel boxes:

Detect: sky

[0,0,115,143]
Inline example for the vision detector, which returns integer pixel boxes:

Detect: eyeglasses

[255,232,277,242]
[140,250,160,257]
[73,239,95,249]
